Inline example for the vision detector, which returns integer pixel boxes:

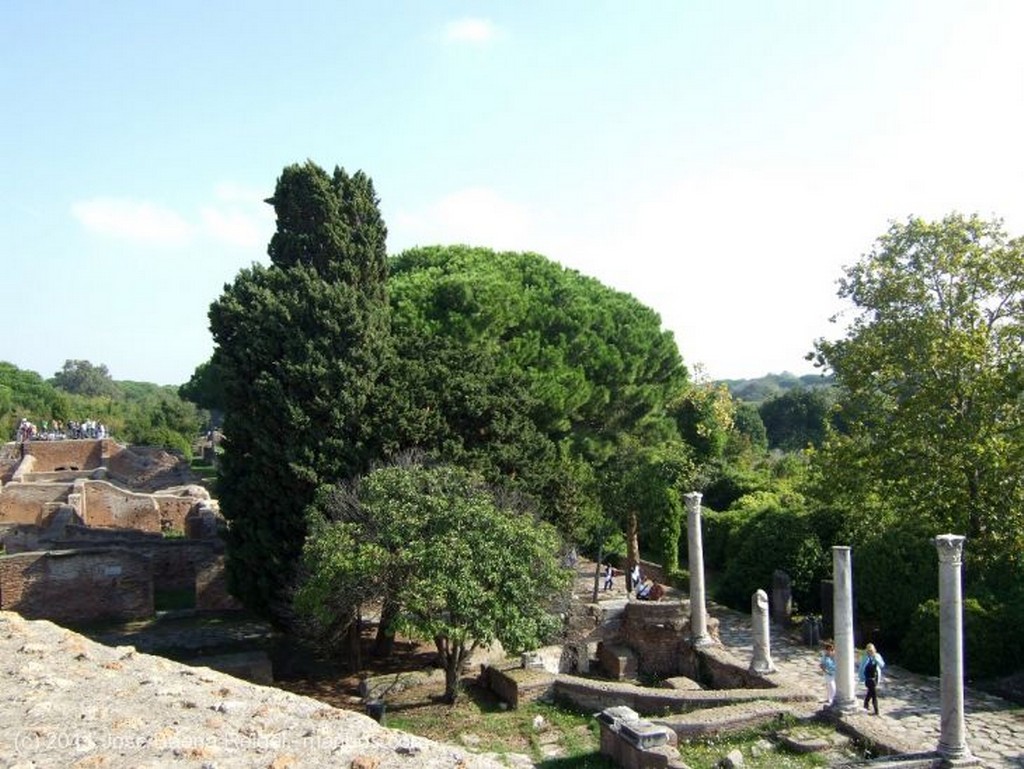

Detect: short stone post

[832,546,857,711]
[749,589,776,673]
[935,534,975,764]
[685,492,712,646]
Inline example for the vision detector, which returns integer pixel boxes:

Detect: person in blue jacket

[859,642,886,715]
[819,640,837,705]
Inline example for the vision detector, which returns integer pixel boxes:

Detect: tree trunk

[373,598,398,658]
[347,609,362,672]
[435,635,465,704]
[592,544,603,603]
[627,510,640,582]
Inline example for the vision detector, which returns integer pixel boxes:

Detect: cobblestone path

[713,605,1024,768]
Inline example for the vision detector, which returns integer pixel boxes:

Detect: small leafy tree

[297,461,571,702]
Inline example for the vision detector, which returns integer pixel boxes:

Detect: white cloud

[200,206,270,248]
[201,182,275,248]
[71,198,193,245]
[393,187,534,252]
[72,185,276,250]
[443,18,496,44]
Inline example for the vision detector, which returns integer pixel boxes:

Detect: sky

[3,2,1023,386]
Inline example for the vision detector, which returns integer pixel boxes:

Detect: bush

[712,494,827,614]
[901,597,1010,680]
[853,521,937,653]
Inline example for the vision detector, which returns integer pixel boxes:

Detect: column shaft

[936,534,972,762]
[686,492,711,646]
[832,546,857,711]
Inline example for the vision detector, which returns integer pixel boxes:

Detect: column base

[691,634,715,648]
[937,742,978,766]
[831,695,859,713]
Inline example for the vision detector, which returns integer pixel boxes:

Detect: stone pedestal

[685,492,712,647]
[935,534,977,765]
[832,546,857,712]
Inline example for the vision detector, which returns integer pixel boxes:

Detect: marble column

[749,589,776,673]
[685,492,712,646]
[832,546,857,711]
[935,534,974,763]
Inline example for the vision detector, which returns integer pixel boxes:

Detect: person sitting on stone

[636,579,654,600]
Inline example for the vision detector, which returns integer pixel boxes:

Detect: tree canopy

[809,213,1024,650]
[296,461,571,702]
[209,161,391,621]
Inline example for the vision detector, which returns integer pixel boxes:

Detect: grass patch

[676,720,839,768]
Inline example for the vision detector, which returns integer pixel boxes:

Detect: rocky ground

[0,611,519,769]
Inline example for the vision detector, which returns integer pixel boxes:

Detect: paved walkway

[712,604,1024,768]
[578,564,1024,766]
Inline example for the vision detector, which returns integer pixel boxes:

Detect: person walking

[629,563,641,592]
[603,563,614,591]
[820,640,837,706]
[859,642,886,715]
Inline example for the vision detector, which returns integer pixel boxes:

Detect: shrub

[853,521,937,653]
[901,597,1009,680]
[712,494,827,614]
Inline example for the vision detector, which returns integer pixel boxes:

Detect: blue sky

[3,2,1023,386]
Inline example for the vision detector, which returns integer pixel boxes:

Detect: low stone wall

[682,643,777,690]
[0,548,153,622]
[552,674,814,715]
[484,665,556,709]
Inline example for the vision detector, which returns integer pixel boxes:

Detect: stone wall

[82,480,161,532]
[195,556,243,611]
[0,548,153,622]
[0,482,74,525]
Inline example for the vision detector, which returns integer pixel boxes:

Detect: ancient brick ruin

[0,439,237,623]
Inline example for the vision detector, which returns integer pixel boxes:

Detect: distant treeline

[0,359,206,459]
[720,371,835,404]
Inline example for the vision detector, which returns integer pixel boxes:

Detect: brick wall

[0,548,153,622]
[82,480,161,532]
[154,495,198,533]
[145,540,221,592]
[22,440,115,473]
[0,483,74,525]
[621,602,689,678]
[195,555,242,611]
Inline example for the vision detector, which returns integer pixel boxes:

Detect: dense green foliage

[1,359,203,456]
[808,214,1024,669]
[209,162,391,621]
[297,461,571,702]
[385,245,710,553]
[758,387,835,451]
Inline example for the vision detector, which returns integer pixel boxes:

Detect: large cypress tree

[209,161,390,620]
